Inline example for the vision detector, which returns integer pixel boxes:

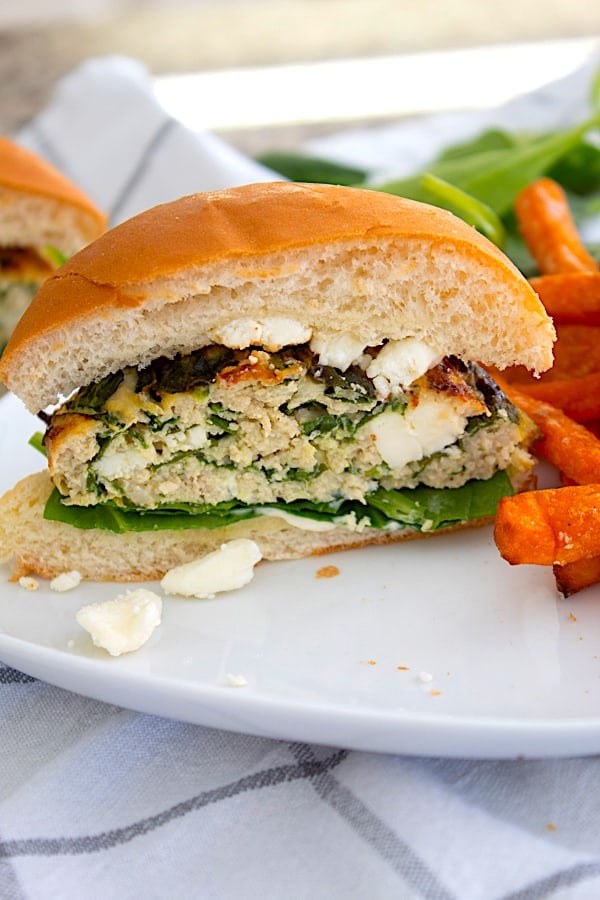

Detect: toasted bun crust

[0,136,106,255]
[0,182,554,412]
[0,470,507,581]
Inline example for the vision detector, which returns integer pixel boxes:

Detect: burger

[0,136,106,352]
[0,182,555,581]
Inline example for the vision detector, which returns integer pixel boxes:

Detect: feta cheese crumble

[160,539,262,599]
[50,570,82,592]
[309,332,367,371]
[76,588,162,656]
[210,317,311,351]
[18,576,39,591]
[366,337,441,397]
[366,392,469,470]
[226,673,248,687]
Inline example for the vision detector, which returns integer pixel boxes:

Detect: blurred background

[2,1,600,152]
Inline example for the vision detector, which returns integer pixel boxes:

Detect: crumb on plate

[51,571,82,593]
[316,565,340,579]
[18,576,39,591]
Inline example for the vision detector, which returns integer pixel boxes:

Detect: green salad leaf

[255,65,600,265]
[370,110,600,218]
[43,470,513,534]
[40,246,68,268]
[28,432,47,456]
[255,150,368,186]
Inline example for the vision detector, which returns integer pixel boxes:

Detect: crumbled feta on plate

[161,539,262,599]
[76,588,162,657]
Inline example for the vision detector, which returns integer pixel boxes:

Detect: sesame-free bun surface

[0,182,554,412]
[0,136,106,255]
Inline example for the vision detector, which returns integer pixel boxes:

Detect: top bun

[0,136,107,256]
[0,182,554,412]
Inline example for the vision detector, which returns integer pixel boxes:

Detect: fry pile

[493,176,600,597]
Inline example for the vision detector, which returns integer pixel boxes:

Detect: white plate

[1,391,600,759]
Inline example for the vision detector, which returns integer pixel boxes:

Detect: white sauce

[258,507,336,532]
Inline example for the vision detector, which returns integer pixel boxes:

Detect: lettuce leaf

[43,470,513,534]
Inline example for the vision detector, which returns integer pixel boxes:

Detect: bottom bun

[0,470,520,582]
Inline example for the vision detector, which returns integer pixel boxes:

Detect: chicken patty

[45,344,536,513]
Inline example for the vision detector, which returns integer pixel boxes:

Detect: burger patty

[45,345,536,510]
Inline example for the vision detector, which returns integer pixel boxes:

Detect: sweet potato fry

[529,272,600,324]
[548,325,600,380]
[496,381,600,482]
[494,485,600,567]
[585,419,600,438]
[516,374,600,423]
[553,557,600,597]
[514,177,599,275]
[488,325,600,386]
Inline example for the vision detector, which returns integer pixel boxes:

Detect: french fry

[516,374,600,423]
[553,557,600,597]
[547,325,600,380]
[585,419,600,438]
[514,177,599,275]
[494,485,600,567]
[494,179,600,596]
[529,272,600,324]
[496,382,600,482]
[488,325,600,387]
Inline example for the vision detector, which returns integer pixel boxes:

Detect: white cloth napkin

[17,55,277,224]
[3,51,600,900]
